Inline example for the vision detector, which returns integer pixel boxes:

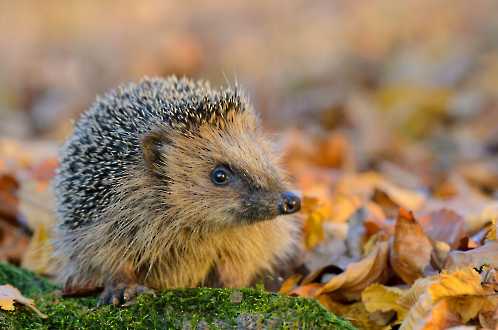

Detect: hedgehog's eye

[211,165,231,186]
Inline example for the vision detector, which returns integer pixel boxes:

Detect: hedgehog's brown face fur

[143,110,300,232]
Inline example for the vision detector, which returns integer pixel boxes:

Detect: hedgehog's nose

[279,192,301,215]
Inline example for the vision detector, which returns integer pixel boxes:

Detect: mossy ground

[0,262,355,329]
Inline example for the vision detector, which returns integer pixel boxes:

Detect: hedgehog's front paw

[98,283,155,306]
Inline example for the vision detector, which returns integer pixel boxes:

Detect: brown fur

[55,110,300,290]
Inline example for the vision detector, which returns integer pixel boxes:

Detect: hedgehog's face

[143,110,300,231]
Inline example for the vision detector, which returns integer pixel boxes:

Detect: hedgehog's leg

[98,282,154,306]
[97,263,155,306]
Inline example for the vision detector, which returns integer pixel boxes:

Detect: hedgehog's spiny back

[54,76,249,229]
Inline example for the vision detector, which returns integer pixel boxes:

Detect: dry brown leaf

[317,240,389,301]
[0,222,31,264]
[0,174,19,223]
[372,188,400,219]
[479,308,498,329]
[444,241,498,270]
[391,208,433,284]
[311,133,351,169]
[375,180,425,213]
[363,202,391,237]
[418,209,466,249]
[362,283,408,323]
[0,284,47,318]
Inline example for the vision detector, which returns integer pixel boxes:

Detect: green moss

[0,263,57,297]
[0,263,355,329]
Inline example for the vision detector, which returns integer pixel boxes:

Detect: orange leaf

[390,208,433,284]
[318,240,389,301]
[416,299,461,330]
[288,283,323,298]
[278,274,302,294]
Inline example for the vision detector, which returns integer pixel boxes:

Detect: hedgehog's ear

[141,130,170,173]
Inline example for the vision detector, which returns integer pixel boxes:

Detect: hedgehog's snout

[278,192,301,215]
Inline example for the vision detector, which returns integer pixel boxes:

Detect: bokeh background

[1,0,498,148]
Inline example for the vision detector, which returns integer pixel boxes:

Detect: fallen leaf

[0,174,20,224]
[400,268,495,330]
[444,241,498,270]
[0,284,47,318]
[429,268,486,300]
[278,274,302,294]
[288,283,322,298]
[362,284,407,323]
[0,221,31,264]
[447,295,496,323]
[414,299,461,330]
[390,208,433,284]
[318,295,384,330]
[479,308,498,329]
[375,181,426,214]
[371,188,400,219]
[431,241,451,271]
[318,240,389,301]
[418,209,466,249]
[398,276,436,309]
[311,133,351,169]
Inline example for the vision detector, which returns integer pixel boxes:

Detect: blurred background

[1,0,497,141]
[0,0,497,285]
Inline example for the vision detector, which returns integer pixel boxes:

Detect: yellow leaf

[362,284,407,322]
[0,284,47,318]
[400,268,494,330]
[376,181,426,212]
[429,268,486,300]
[486,218,496,241]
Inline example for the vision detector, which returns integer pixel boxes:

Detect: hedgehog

[53,76,301,305]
